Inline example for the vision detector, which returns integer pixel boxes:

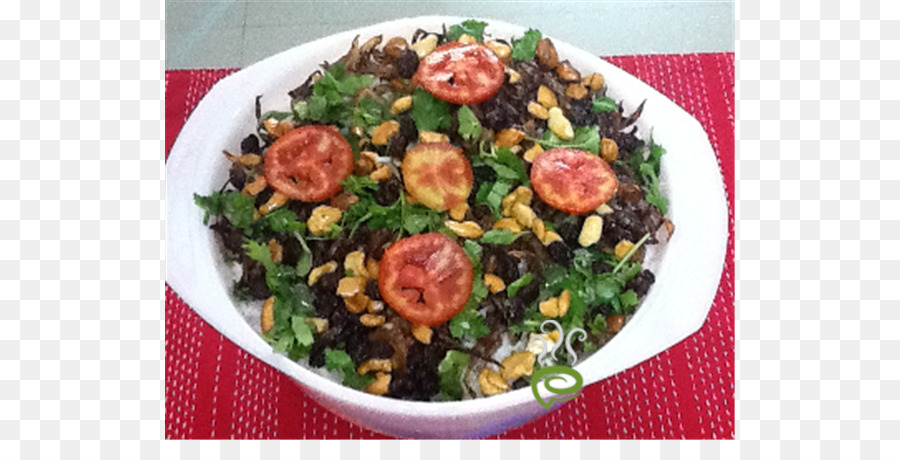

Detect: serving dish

[166,16,728,438]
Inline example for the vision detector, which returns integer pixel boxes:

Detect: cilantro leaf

[483,147,529,185]
[588,314,607,335]
[325,348,375,390]
[412,87,452,132]
[618,289,639,313]
[264,208,307,234]
[194,192,256,232]
[438,350,470,401]
[480,229,519,245]
[475,179,511,219]
[591,97,618,113]
[451,240,490,340]
[507,273,533,298]
[457,105,482,141]
[295,63,374,124]
[446,20,488,42]
[640,163,669,214]
[291,315,314,347]
[340,176,378,196]
[353,97,386,134]
[533,126,600,154]
[511,29,542,61]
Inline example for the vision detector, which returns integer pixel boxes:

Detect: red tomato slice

[378,233,474,326]
[413,42,505,105]
[530,148,619,215]
[263,125,354,202]
[401,142,473,211]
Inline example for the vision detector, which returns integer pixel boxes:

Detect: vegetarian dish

[194,20,673,401]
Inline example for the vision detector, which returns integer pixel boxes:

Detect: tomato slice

[413,42,505,105]
[401,142,473,211]
[530,148,619,215]
[378,233,474,326]
[263,125,354,202]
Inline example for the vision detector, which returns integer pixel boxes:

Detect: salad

[194,20,673,401]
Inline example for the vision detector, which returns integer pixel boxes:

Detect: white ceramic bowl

[166,16,728,439]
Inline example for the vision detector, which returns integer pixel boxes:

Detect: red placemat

[165,53,735,439]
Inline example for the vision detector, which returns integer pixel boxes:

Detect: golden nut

[412,324,433,344]
[527,101,549,120]
[615,240,635,261]
[364,372,391,396]
[556,61,581,82]
[384,36,409,59]
[344,292,371,314]
[344,250,369,278]
[494,129,526,148]
[241,175,268,196]
[358,358,392,375]
[369,164,392,182]
[539,230,562,245]
[360,313,386,327]
[486,41,512,62]
[511,203,536,229]
[583,73,605,91]
[371,120,400,145]
[600,138,619,163]
[523,143,544,163]
[411,34,438,58]
[259,191,289,216]
[337,276,367,298]
[500,351,536,381]
[507,67,521,83]
[513,186,533,206]
[237,153,261,166]
[419,130,450,144]
[483,273,506,294]
[578,215,603,247]
[366,258,380,279]
[458,33,478,44]
[264,118,294,138]
[390,95,413,114]
[305,317,329,334]
[493,217,523,233]
[565,83,588,100]
[539,297,561,318]
[444,220,484,239]
[478,367,510,396]
[558,289,571,316]
[308,261,338,285]
[449,202,469,221]
[308,205,342,235]
[535,38,559,68]
[547,107,574,140]
[367,299,384,314]
[596,203,614,216]
[264,241,282,266]
[537,85,558,109]
[260,296,275,334]
[532,218,546,241]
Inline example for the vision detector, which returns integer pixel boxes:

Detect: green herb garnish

[511,29,542,61]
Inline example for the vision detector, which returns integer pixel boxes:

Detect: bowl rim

[166,15,728,418]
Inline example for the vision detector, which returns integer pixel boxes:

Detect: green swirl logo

[529,320,587,409]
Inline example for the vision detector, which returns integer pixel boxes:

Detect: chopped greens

[438,350,470,400]
[294,63,374,124]
[480,229,520,245]
[446,19,488,42]
[353,97,387,134]
[511,29,542,61]
[325,349,375,390]
[475,179,511,219]
[194,192,256,232]
[457,105,483,141]
[531,126,600,154]
[591,97,618,113]
[450,241,490,340]
[412,87,452,132]
[631,138,669,214]
[507,273,533,298]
